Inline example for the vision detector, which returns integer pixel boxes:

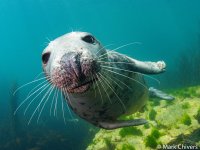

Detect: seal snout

[51,52,100,93]
[61,52,84,82]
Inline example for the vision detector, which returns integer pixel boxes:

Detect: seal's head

[42,32,106,93]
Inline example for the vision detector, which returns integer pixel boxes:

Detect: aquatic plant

[104,138,115,150]
[182,102,190,109]
[144,128,161,148]
[181,113,192,126]
[119,127,143,137]
[149,99,160,106]
[194,107,200,123]
[145,135,158,149]
[148,109,157,120]
[121,143,135,150]
[151,128,160,139]
[143,123,150,129]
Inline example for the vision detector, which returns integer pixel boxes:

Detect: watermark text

[157,144,198,149]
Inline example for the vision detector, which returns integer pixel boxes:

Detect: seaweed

[119,127,143,137]
[121,143,135,150]
[194,107,200,123]
[182,102,190,109]
[143,123,150,129]
[145,128,161,148]
[104,138,115,150]
[181,113,192,126]
[145,135,158,149]
[148,109,157,120]
[149,99,160,106]
[151,128,160,139]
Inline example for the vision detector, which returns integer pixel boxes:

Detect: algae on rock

[87,86,200,150]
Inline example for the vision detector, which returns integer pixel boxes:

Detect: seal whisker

[54,88,59,117]
[44,42,49,46]
[95,74,104,105]
[97,73,112,104]
[14,83,50,115]
[98,51,145,61]
[90,72,97,98]
[28,84,52,125]
[70,27,74,32]
[37,86,54,123]
[34,72,44,80]
[50,88,58,116]
[61,88,66,124]
[13,76,48,95]
[101,72,123,90]
[100,72,120,91]
[101,65,160,85]
[24,83,51,115]
[98,60,135,65]
[46,37,51,42]
[63,87,75,120]
[92,74,97,98]
[26,80,48,98]
[99,73,126,112]
[95,44,114,56]
[98,51,128,61]
[109,74,133,91]
[97,42,142,60]
[102,68,148,90]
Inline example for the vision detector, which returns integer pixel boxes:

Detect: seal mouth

[73,78,96,89]
[67,77,98,93]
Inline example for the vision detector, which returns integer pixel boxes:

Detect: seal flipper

[128,56,166,74]
[98,119,147,130]
[149,87,174,100]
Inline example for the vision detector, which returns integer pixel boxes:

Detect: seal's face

[42,32,106,93]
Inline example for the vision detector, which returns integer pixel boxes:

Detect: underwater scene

[0,0,200,150]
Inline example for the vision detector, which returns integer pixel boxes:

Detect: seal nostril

[42,52,51,64]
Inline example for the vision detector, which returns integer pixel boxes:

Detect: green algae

[104,138,115,150]
[151,128,160,139]
[144,123,150,129]
[145,128,161,148]
[119,127,143,137]
[194,107,200,124]
[181,113,192,126]
[182,102,190,109]
[145,135,158,149]
[149,99,160,106]
[172,86,200,98]
[121,144,135,150]
[148,109,157,120]
[87,86,200,150]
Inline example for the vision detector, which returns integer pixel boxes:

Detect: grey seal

[42,31,174,129]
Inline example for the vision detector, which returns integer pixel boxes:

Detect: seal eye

[42,52,50,64]
[82,35,96,44]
